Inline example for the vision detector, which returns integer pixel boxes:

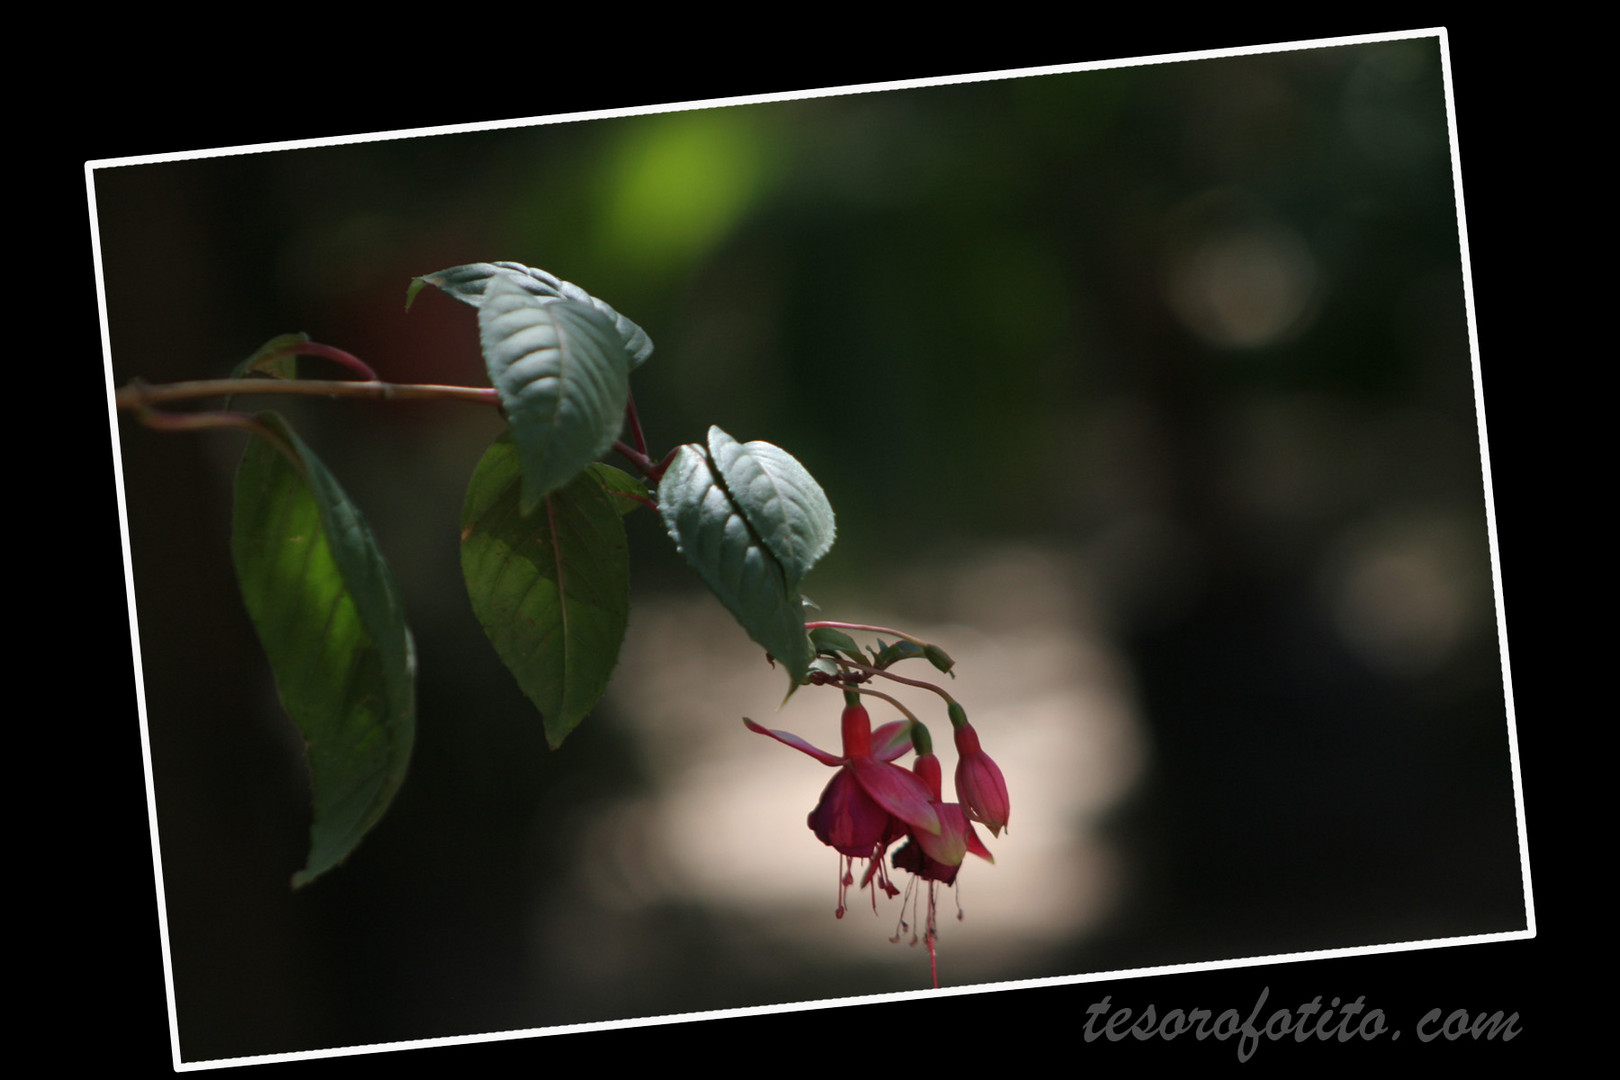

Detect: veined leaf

[478,275,631,514]
[809,626,864,665]
[462,434,631,749]
[589,462,652,516]
[706,425,835,591]
[658,442,813,690]
[232,413,416,887]
[411,260,654,367]
[871,637,928,669]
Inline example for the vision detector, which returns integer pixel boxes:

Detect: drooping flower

[746,701,940,916]
[891,750,993,887]
[952,717,1010,836]
[889,745,993,986]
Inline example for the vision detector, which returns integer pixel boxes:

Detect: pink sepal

[915,802,971,867]
[964,819,994,863]
[870,720,914,762]
[743,717,845,767]
[850,758,940,835]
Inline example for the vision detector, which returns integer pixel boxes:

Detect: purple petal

[807,768,894,857]
[743,718,845,766]
[850,759,940,834]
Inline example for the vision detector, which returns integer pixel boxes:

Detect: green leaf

[412,261,654,367]
[478,275,631,514]
[809,656,840,678]
[705,426,836,591]
[232,413,416,888]
[809,626,864,665]
[871,637,928,668]
[461,434,631,749]
[589,462,652,515]
[658,443,814,691]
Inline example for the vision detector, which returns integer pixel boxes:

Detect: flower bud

[953,722,1009,836]
[840,702,872,758]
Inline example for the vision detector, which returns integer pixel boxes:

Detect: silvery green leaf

[705,426,836,592]
[411,261,654,367]
[478,276,630,514]
[658,443,813,690]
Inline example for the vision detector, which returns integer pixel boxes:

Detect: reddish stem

[831,657,954,705]
[129,404,300,467]
[624,391,649,459]
[117,378,499,409]
[274,341,381,382]
[835,683,919,725]
[638,445,681,484]
[613,441,658,476]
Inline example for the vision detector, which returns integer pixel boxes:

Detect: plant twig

[831,657,955,705]
[624,390,649,459]
[613,441,657,477]
[128,402,300,466]
[840,683,920,725]
[268,341,380,382]
[116,378,500,410]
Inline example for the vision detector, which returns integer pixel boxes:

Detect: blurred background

[97,37,1526,1062]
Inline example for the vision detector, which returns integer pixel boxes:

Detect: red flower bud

[953,722,1010,836]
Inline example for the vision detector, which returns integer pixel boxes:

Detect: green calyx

[910,721,935,757]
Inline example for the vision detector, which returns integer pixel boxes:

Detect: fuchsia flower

[890,745,993,985]
[891,751,994,886]
[746,702,940,916]
[953,719,1010,836]
[750,694,1009,987]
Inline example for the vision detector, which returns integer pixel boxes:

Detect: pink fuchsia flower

[890,744,993,987]
[951,709,1009,836]
[891,751,993,887]
[746,701,941,916]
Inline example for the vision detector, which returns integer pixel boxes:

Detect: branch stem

[128,403,300,465]
[833,657,955,705]
[116,377,500,410]
[624,390,649,459]
[274,341,380,382]
[613,436,674,485]
[613,441,657,476]
[841,683,920,725]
